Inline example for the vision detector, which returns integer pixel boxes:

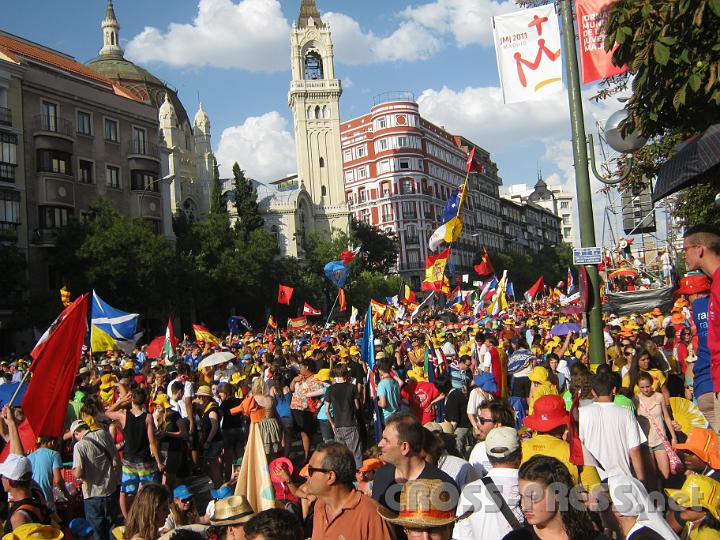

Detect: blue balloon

[323,260,349,288]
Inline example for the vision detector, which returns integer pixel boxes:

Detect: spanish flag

[60,286,71,307]
[338,288,347,312]
[421,249,450,292]
[192,324,220,345]
[267,315,277,329]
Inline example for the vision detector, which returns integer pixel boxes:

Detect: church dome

[194,103,210,134]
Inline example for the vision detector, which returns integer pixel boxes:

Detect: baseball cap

[70,419,88,433]
[69,518,94,538]
[210,485,233,500]
[0,454,32,481]
[485,427,519,459]
[675,273,711,296]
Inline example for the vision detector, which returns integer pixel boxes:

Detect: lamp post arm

[587,134,633,185]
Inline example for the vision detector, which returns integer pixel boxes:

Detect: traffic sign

[573,247,602,265]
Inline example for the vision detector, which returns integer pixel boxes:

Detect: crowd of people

[0,224,717,540]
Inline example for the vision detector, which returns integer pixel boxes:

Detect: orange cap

[675,428,720,469]
[358,458,383,473]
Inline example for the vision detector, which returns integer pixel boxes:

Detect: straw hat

[210,495,256,526]
[378,479,468,527]
[195,385,213,398]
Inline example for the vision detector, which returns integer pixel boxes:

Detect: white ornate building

[249,0,349,258]
[87,0,213,222]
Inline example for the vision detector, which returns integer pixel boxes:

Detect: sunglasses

[477,417,495,425]
[307,465,332,476]
[624,351,635,356]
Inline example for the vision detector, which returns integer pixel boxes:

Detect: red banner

[575,0,627,84]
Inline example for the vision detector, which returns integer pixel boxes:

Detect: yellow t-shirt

[528,382,559,414]
[521,434,601,491]
[622,368,666,395]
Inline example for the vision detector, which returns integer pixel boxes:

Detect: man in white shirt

[579,371,647,482]
[468,400,516,478]
[453,427,522,540]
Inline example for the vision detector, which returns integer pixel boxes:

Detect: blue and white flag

[441,188,462,223]
[91,291,141,353]
[228,315,252,334]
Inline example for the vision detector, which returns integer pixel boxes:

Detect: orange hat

[358,458,383,474]
[675,428,720,469]
[675,274,711,296]
[671,312,685,325]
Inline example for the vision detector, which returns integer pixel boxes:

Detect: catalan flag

[192,324,220,345]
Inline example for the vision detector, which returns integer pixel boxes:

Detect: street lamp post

[559,0,605,365]
[138,173,174,219]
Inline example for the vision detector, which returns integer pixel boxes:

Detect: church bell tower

[289,0,349,233]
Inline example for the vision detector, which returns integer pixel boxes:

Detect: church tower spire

[289,0,349,233]
[99,0,123,58]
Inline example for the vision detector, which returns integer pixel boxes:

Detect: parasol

[669,397,708,434]
[145,334,179,359]
[197,351,236,370]
[609,268,638,279]
[551,322,581,336]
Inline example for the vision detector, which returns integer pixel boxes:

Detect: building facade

[499,197,562,254]
[505,176,576,245]
[340,93,504,288]
[87,1,213,221]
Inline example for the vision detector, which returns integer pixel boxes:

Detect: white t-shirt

[466,388,493,418]
[579,401,647,479]
[468,441,491,478]
[167,378,194,419]
[438,454,478,490]
[452,467,521,540]
[442,341,457,360]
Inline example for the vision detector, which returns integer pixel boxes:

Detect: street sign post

[573,247,602,265]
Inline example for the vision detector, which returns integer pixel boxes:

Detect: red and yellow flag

[421,249,450,292]
[267,315,277,329]
[60,286,71,307]
[338,288,347,312]
[192,324,220,345]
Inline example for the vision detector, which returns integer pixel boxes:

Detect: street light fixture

[138,173,174,218]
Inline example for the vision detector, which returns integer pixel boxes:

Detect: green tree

[209,157,225,215]
[51,198,176,316]
[231,163,263,235]
[350,218,399,273]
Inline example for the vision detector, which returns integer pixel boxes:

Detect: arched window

[319,157,325,168]
[314,106,321,119]
[321,185,327,197]
[307,106,313,119]
[322,106,329,119]
[304,51,323,80]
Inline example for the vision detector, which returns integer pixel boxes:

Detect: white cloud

[125,0,290,71]
[402,0,516,48]
[215,111,296,182]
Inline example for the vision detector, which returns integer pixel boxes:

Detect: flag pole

[325,292,340,326]
[8,369,31,408]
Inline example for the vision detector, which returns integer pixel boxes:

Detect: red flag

[339,246,361,264]
[473,245,494,276]
[24,293,89,438]
[338,289,347,312]
[575,0,627,84]
[277,284,293,305]
[465,146,485,174]
[524,276,546,302]
[303,303,321,316]
[0,421,37,461]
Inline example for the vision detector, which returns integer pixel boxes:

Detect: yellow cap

[666,474,720,519]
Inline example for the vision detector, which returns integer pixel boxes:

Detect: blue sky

[4,0,650,244]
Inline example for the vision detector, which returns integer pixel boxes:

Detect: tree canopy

[231,163,263,235]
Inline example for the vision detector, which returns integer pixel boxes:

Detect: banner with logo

[575,0,627,84]
[492,4,563,104]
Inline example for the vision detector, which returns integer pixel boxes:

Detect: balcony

[127,141,160,160]
[0,222,18,241]
[33,115,73,138]
[405,235,419,245]
[0,108,11,126]
[32,228,59,246]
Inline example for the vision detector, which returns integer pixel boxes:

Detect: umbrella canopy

[551,322,581,336]
[198,351,235,370]
[609,268,638,279]
[0,382,27,407]
[653,124,720,202]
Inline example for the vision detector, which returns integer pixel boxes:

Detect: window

[77,111,92,136]
[407,250,420,266]
[400,178,414,194]
[0,189,20,236]
[37,150,71,175]
[345,170,354,181]
[104,118,118,142]
[405,226,418,244]
[42,102,57,131]
[40,206,71,229]
[560,201,570,209]
[319,157,325,168]
[377,117,387,129]
[397,136,409,147]
[378,160,390,174]
[399,159,410,170]
[381,183,390,197]
[378,139,388,151]
[131,170,157,191]
[563,215,570,225]
[356,146,366,158]
[0,133,17,182]
[131,127,147,154]
[343,151,352,161]
[359,190,367,203]
[78,160,94,184]
[106,165,120,189]
[321,185,327,197]
[360,209,370,223]
[304,51,323,80]
[357,167,368,179]
[402,201,416,219]
[381,204,392,222]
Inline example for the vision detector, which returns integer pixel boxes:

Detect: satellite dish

[605,109,647,153]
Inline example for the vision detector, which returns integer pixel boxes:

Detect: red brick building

[340,92,504,288]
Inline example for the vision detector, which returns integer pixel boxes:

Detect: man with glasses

[683,224,720,431]
[467,400,516,477]
[305,441,393,539]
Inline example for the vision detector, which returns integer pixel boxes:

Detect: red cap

[675,274,710,296]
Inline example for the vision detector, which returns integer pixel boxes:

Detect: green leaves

[653,41,670,65]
